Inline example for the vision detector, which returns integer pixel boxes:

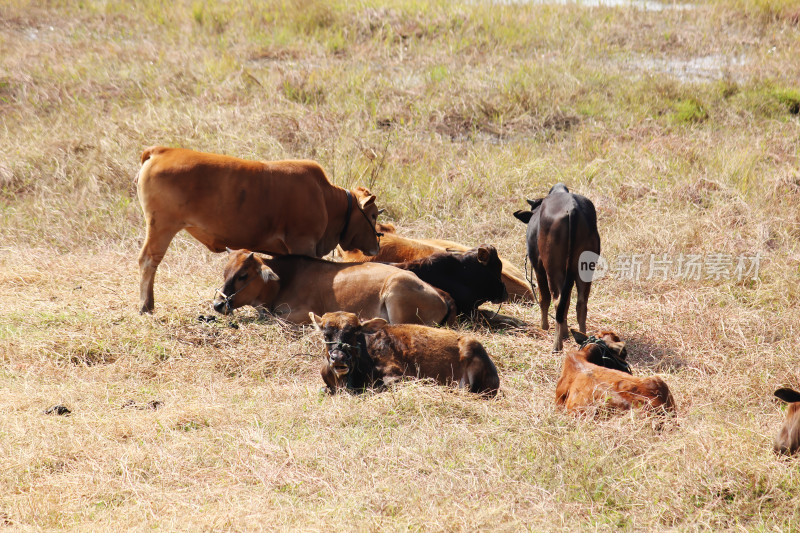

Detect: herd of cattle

[135,146,800,456]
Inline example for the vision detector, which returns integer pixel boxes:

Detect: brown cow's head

[774,388,800,456]
[213,250,279,315]
[310,311,386,382]
[341,187,381,256]
[571,329,630,374]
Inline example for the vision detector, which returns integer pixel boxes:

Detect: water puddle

[495,0,694,11]
[626,54,749,82]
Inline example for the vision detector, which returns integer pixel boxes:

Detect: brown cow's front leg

[138,224,180,314]
[533,264,550,331]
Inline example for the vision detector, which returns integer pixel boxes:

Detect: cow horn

[377,208,385,215]
[226,247,234,254]
[309,312,322,331]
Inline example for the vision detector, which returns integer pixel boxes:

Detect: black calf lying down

[390,245,506,315]
[389,245,525,328]
[311,311,500,396]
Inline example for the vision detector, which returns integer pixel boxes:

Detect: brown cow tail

[555,208,577,325]
[140,147,155,165]
[135,147,155,185]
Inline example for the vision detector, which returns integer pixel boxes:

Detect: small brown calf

[311,311,499,396]
[555,330,676,416]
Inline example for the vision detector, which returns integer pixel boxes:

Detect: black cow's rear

[514,184,601,351]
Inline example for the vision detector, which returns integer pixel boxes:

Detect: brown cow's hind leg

[138,224,181,314]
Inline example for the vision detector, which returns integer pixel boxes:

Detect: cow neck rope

[214,277,254,314]
[579,336,631,374]
[338,189,385,245]
[524,254,555,322]
[339,189,354,242]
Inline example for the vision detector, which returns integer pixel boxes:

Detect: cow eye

[238,273,248,281]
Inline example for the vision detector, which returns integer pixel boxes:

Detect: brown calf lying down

[136,146,381,313]
[339,223,534,303]
[774,388,800,455]
[213,250,453,326]
[311,311,499,396]
[555,330,676,416]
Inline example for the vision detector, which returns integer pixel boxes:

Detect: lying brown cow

[555,330,676,416]
[136,146,381,313]
[774,388,800,455]
[213,250,453,326]
[339,223,534,303]
[311,311,499,396]
[514,184,601,351]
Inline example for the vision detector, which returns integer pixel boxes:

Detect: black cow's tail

[555,208,577,325]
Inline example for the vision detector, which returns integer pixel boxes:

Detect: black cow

[390,245,507,316]
[513,183,601,351]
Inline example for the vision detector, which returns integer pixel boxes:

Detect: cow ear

[309,313,323,331]
[359,195,377,209]
[360,317,388,334]
[571,329,589,345]
[513,210,533,224]
[259,265,279,283]
[378,222,396,233]
[775,388,800,403]
[607,341,626,358]
[526,198,544,210]
[477,246,491,265]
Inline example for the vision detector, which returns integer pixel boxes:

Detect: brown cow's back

[139,146,332,254]
[216,253,452,326]
[340,228,534,303]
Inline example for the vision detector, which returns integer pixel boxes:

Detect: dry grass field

[2,0,800,530]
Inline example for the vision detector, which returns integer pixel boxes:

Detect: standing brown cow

[136,146,381,313]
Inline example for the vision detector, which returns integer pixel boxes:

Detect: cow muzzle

[326,342,359,377]
[213,298,232,315]
[328,350,351,377]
